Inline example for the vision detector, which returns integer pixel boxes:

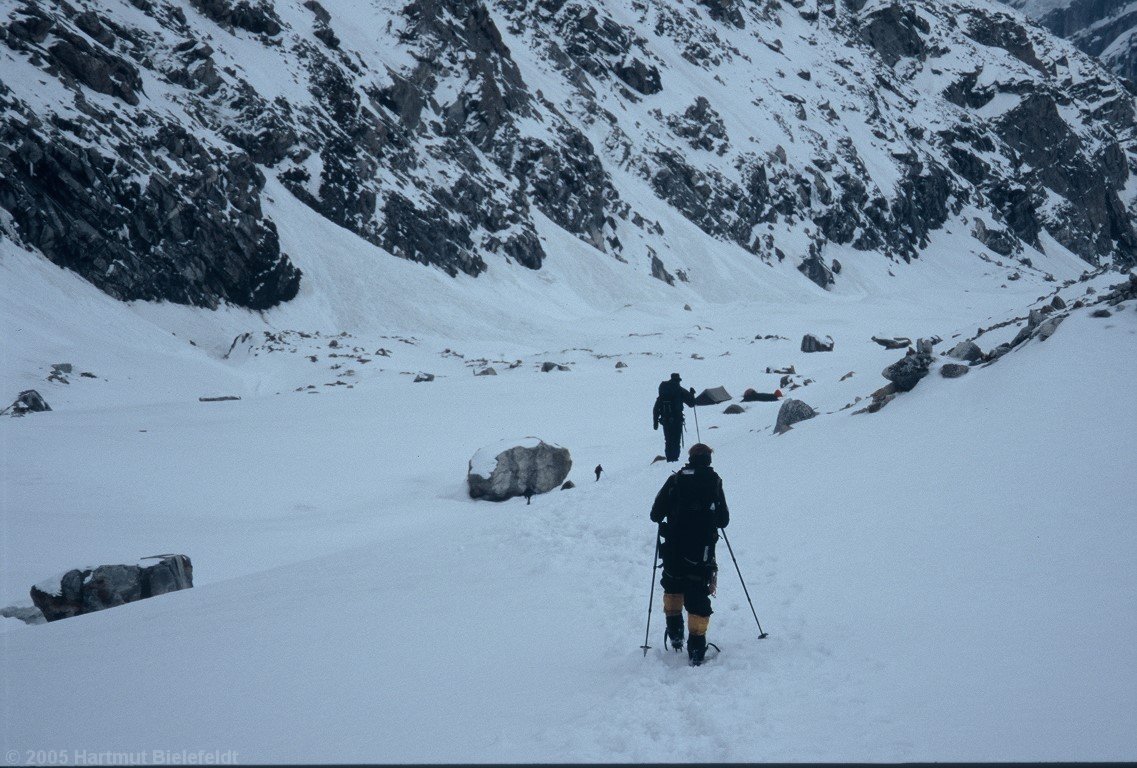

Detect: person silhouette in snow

[653,372,697,462]
[650,443,729,665]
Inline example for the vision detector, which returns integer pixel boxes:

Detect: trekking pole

[720,527,768,639]
[691,403,701,443]
[641,528,661,656]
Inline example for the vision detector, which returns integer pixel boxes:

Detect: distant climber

[653,373,697,462]
[650,443,730,666]
[595,464,603,481]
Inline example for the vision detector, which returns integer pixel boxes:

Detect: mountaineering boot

[663,593,685,650]
[688,614,710,665]
[665,614,685,651]
[687,633,707,666]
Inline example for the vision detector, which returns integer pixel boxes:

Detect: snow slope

[2,193,1135,762]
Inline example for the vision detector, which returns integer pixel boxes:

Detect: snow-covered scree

[2,209,1136,762]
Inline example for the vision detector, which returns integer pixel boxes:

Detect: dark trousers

[662,417,683,461]
[661,568,712,617]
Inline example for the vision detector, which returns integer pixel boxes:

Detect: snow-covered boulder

[774,399,817,434]
[1036,315,1064,341]
[872,336,911,350]
[0,604,46,627]
[30,555,193,622]
[467,438,572,502]
[3,389,51,416]
[801,334,835,353]
[946,340,984,363]
[882,352,935,392]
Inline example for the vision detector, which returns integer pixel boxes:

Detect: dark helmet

[688,443,713,457]
[670,372,682,381]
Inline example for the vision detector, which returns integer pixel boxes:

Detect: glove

[689,387,695,396]
[653,419,659,430]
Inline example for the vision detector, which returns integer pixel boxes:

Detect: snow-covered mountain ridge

[1004,0,1137,82]
[1,0,1135,310]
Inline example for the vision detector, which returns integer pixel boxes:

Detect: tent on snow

[694,386,731,406]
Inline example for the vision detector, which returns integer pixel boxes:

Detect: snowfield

[2,198,1136,762]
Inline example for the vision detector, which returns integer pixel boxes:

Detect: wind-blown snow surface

[2,207,1136,761]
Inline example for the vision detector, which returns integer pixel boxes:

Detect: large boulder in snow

[882,351,934,392]
[946,340,983,363]
[3,389,51,416]
[801,333,835,353]
[774,399,817,434]
[30,555,193,622]
[467,438,572,502]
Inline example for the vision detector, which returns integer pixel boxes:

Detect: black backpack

[661,469,720,571]
[654,395,678,422]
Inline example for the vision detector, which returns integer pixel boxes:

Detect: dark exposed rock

[1018,0,1137,82]
[3,390,51,416]
[963,9,1046,72]
[860,3,929,67]
[666,97,729,154]
[650,252,676,285]
[698,0,746,28]
[30,555,193,622]
[972,219,1019,256]
[2,0,1135,311]
[940,362,970,378]
[0,101,301,309]
[882,351,934,391]
[47,33,142,105]
[774,398,817,433]
[872,335,911,350]
[946,339,984,363]
[614,57,662,95]
[799,253,835,289]
[189,0,283,37]
[801,333,835,352]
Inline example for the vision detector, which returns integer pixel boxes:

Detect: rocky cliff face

[1,0,1134,308]
[1004,0,1137,84]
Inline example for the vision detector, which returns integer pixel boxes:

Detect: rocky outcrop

[1006,0,1137,82]
[0,82,301,309]
[882,351,935,391]
[30,555,193,622]
[946,340,984,363]
[2,390,51,416]
[467,437,572,501]
[2,0,1135,311]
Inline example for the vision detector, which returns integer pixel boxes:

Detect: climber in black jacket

[653,373,696,462]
